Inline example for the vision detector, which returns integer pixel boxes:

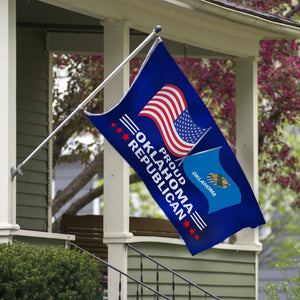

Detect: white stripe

[194,211,207,227]
[190,214,203,231]
[124,114,140,131]
[120,118,135,135]
[119,115,139,135]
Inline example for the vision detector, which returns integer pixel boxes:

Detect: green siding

[16,27,49,232]
[13,236,66,249]
[128,242,256,300]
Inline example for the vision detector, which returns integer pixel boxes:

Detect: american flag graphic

[139,84,209,157]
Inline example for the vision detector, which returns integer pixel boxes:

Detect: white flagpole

[11,25,162,180]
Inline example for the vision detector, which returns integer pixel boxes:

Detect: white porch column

[0,0,19,243]
[103,21,132,300]
[235,57,259,245]
[236,57,260,300]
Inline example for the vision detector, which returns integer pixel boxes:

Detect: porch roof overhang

[40,0,300,57]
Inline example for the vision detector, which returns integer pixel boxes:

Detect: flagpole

[11,25,162,180]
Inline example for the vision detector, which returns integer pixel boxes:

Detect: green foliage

[259,122,300,266]
[261,241,300,299]
[259,123,300,298]
[52,54,104,166]
[0,242,102,300]
[130,179,165,218]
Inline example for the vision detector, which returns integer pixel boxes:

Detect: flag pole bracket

[11,166,23,179]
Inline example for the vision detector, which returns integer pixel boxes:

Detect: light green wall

[128,242,256,300]
[13,236,66,249]
[16,27,49,231]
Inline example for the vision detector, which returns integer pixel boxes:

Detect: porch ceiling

[17,0,100,28]
[17,0,232,58]
[37,0,300,57]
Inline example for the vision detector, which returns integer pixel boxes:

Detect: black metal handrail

[127,243,222,300]
[70,242,171,299]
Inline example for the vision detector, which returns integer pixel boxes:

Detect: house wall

[128,242,257,300]
[16,27,49,231]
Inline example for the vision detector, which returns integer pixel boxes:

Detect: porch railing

[70,242,221,299]
[64,215,222,299]
[70,242,172,299]
[127,243,221,300]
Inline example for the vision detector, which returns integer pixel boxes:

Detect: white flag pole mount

[11,25,162,180]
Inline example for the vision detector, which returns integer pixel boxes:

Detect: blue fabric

[86,40,265,255]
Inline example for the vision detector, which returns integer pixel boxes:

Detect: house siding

[16,27,49,231]
[128,242,256,299]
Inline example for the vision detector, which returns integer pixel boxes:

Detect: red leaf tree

[51,0,300,233]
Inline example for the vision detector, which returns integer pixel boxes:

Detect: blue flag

[85,38,265,255]
[183,147,242,214]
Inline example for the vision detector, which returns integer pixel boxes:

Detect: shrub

[0,241,102,299]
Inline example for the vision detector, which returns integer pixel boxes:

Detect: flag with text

[85,39,265,255]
